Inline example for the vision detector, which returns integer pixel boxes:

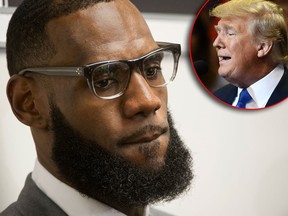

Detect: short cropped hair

[210,0,288,63]
[6,0,113,76]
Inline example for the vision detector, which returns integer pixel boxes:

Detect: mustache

[117,125,169,146]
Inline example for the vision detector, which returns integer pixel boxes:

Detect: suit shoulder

[0,203,24,216]
[213,84,237,105]
[214,84,236,96]
[1,174,67,216]
[266,69,288,106]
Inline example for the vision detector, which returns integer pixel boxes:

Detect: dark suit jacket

[214,69,288,107]
[0,174,67,216]
[0,174,173,216]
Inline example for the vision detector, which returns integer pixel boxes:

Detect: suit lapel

[16,174,68,216]
[266,67,288,107]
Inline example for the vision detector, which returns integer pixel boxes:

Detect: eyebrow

[214,25,221,32]
[214,25,237,32]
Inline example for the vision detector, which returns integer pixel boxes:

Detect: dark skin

[7,0,170,215]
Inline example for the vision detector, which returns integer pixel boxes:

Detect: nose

[121,71,163,118]
[213,35,224,50]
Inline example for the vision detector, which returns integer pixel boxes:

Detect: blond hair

[210,0,288,63]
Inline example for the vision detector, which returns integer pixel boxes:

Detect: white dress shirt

[232,64,284,108]
[32,160,150,216]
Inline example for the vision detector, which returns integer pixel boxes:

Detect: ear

[6,75,49,129]
[257,40,273,58]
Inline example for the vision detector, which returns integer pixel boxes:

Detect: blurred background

[191,0,229,92]
[191,0,288,92]
[1,1,288,216]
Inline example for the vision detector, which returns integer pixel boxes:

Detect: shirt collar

[32,160,150,216]
[236,64,284,108]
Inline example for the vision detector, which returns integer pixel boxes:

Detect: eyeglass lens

[90,50,175,98]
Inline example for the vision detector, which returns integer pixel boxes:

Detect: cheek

[53,79,169,157]
[230,42,255,69]
[51,79,122,148]
[233,36,257,60]
[65,102,123,150]
[239,46,258,68]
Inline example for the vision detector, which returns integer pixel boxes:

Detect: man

[211,0,288,109]
[1,0,193,215]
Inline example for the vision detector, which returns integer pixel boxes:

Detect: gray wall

[8,0,205,14]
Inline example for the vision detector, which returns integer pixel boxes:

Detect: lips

[119,125,168,146]
[124,133,161,144]
[218,55,231,63]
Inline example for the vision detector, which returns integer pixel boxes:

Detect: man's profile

[1,0,193,215]
[211,0,288,109]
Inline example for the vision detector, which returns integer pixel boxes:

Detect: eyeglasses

[18,42,181,99]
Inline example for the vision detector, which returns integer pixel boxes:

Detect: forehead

[46,0,157,66]
[217,16,251,32]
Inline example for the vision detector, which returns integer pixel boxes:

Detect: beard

[50,102,193,210]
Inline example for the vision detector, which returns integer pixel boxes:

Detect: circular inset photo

[190,0,288,110]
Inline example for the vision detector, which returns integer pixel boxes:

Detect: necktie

[236,88,252,108]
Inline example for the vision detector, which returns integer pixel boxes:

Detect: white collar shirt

[232,64,284,108]
[32,160,150,216]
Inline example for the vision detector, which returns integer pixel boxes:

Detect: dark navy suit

[214,69,288,107]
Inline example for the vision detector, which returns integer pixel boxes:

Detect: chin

[139,158,165,172]
[122,142,168,171]
[218,70,228,78]
[218,67,233,79]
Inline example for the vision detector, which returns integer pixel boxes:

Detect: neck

[109,202,147,216]
[125,207,147,216]
[238,61,278,88]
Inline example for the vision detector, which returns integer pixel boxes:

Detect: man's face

[46,0,169,170]
[41,0,192,208]
[213,16,260,87]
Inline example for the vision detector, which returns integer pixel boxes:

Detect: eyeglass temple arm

[18,67,84,76]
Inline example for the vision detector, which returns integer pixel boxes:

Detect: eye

[227,30,236,36]
[144,64,162,80]
[92,64,122,90]
[90,62,130,97]
[94,78,118,89]
[143,52,164,80]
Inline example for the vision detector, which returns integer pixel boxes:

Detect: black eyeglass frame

[18,42,181,99]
